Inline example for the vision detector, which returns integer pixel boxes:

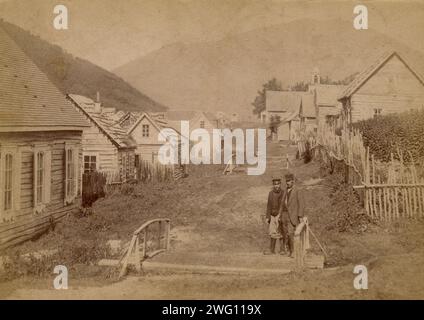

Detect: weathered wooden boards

[135,160,176,182]
[313,122,424,221]
[118,218,171,279]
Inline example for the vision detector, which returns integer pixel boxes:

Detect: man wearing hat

[280,173,306,258]
[264,177,285,255]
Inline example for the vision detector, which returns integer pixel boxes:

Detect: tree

[252,78,282,117]
[291,81,309,91]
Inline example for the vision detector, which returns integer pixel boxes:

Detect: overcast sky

[0,0,423,70]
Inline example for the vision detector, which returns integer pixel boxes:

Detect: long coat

[280,186,305,226]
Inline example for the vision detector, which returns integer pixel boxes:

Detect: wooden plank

[134,236,141,273]
[395,186,399,219]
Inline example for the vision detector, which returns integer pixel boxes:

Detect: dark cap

[285,173,294,181]
[272,178,281,184]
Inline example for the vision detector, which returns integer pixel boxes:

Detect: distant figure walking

[280,173,307,258]
[264,178,285,255]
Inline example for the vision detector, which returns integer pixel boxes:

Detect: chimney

[94,91,101,113]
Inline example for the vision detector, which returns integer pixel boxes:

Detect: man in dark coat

[264,178,285,255]
[279,173,306,258]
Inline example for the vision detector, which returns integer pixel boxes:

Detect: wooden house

[126,112,180,163]
[0,27,89,249]
[338,51,424,125]
[276,112,300,141]
[164,110,218,135]
[308,84,346,126]
[299,93,317,135]
[263,91,303,141]
[68,94,136,182]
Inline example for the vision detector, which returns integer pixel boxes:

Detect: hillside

[0,20,167,112]
[114,18,424,119]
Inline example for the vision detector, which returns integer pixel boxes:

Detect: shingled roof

[0,26,88,132]
[265,91,302,113]
[68,94,135,149]
[299,93,316,118]
[338,51,424,100]
[310,84,346,107]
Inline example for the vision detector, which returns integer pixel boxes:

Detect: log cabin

[68,94,137,182]
[0,26,89,249]
[338,51,424,126]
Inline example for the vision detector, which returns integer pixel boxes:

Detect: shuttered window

[36,152,44,205]
[65,145,79,205]
[0,147,21,222]
[4,154,13,211]
[33,147,51,214]
[67,149,74,193]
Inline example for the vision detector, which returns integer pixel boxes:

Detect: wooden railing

[293,219,309,269]
[118,218,171,279]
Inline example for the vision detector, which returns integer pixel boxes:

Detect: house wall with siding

[350,56,424,122]
[277,120,300,141]
[131,117,164,163]
[77,112,119,173]
[0,130,82,249]
[190,114,216,134]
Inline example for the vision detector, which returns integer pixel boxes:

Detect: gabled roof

[127,112,167,135]
[278,111,300,126]
[265,91,302,113]
[68,94,135,149]
[0,26,89,132]
[203,111,218,123]
[165,110,200,121]
[300,93,316,118]
[338,51,424,100]
[310,84,346,107]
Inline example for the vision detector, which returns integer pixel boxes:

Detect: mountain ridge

[114,18,424,120]
[0,19,167,113]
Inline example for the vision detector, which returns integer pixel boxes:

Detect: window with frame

[83,154,97,174]
[142,124,150,137]
[200,120,205,129]
[0,147,21,222]
[373,108,382,118]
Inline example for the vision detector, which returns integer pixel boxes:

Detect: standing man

[264,178,285,255]
[281,173,307,258]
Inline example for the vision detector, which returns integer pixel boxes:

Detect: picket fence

[301,123,424,221]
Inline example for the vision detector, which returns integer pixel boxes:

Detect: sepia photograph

[0,0,423,304]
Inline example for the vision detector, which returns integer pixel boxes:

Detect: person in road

[264,178,285,255]
[280,173,307,258]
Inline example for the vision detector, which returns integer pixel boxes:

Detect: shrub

[353,109,424,163]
